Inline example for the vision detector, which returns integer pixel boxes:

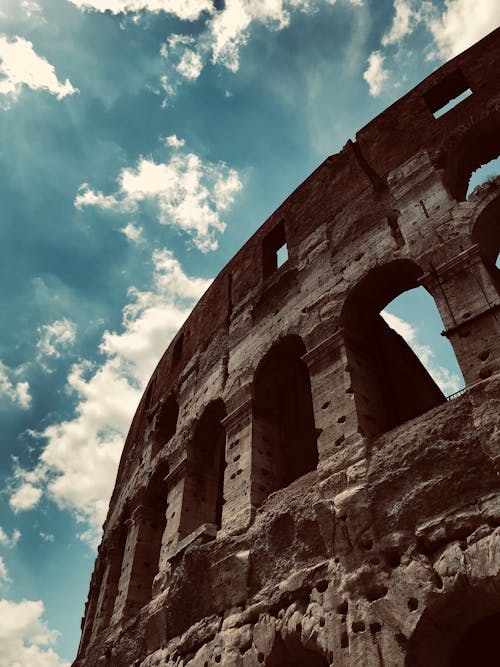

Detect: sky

[0,0,498,664]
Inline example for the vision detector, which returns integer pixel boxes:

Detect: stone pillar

[302,329,365,475]
[220,396,256,533]
[420,244,500,387]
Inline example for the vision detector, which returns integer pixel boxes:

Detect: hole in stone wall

[443,115,500,201]
[152,394,179,458]
[262,220,288,279]
[423,70,472,119]
[382,286,464,399]
[184,399,227,534]
[172,333,183,366]
[252,335,318,505]
[341,260,462,438]
[471,192,500,291]
[466,157,500,198]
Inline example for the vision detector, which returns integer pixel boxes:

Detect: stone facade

[74,28,500,667]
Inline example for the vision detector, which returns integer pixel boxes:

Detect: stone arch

[151,393,178,458]
[252,334,318,505]
[471,191,500,292]
[441,112,500,201]
[405,582,500,667]
[135,459,170,606]
[183,399,227,535]
[265,631,329,666]
[340,259,445,438]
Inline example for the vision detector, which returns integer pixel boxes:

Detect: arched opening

[466,157,500,198]
[94,510,129,632]
[341,260,446,438]
[152,393,178,458]
[405,585,500,667]
[266,633,329,666]
[471,194,500,290]
[442,113,500,201]
[252,335,318,505]
[451,612,500,667]
[183,399,227,535]
[382,287,464,397]
[134,460,170,607]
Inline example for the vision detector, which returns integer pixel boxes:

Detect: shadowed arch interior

[341,259,445,437]
[442,113,500,201]
[405,585,500,667]
[265,632,329,666]
[152,393,179,458]
[252,335,318,505]
[183,399,227,535]
[472,193,500,291]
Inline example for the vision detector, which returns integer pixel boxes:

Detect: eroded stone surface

[74,28,500,667]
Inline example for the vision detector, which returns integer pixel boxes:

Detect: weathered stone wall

[74,28,500,667]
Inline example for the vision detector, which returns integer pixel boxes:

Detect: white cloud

[0,599,69,667]
[382,310,461,395]
[363,50,389,96]
[37,319,77,360]
[39,533,54,542]
[0,36,78,105]
[0,528,21,549]
[120,222,143,242]
[66,0,213,20]
[9,484,42,513]
[0,558,11,586]
[12,251,210,547]
[76,149,242,252]
[382,0,418,46]
[164,134,185,149]
[176,48,203,79]
[0,361,31,409]
[428,0,500,60]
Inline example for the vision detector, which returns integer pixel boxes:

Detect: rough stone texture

[74,28,500,667]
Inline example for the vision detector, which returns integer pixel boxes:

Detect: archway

[341,260,446,438]
[183,399,227,535]
[252,335,318,505]
[471,193,500,291]
[266,633,329,666]
[406,585,500,667]
[442,113,500,201]
[152,393,178,458]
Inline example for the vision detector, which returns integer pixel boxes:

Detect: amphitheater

[74,28,500,667]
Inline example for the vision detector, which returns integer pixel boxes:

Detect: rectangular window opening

[262,220,288,279]
[423,70,473,119]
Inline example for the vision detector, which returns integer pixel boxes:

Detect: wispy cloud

[75,143,242,252]
[0,528,21,549]
[0,35,78,106]
[363,50,389,96]
[0,361,31,410]
[37,319,77,362]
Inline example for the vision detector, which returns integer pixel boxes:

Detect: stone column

[420,244,500,387]
[302,329,366,476]
[220,395,256,533]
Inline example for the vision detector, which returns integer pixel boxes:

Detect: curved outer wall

[75,28,500,667]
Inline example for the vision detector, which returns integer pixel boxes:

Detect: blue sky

[0,0,498,663]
